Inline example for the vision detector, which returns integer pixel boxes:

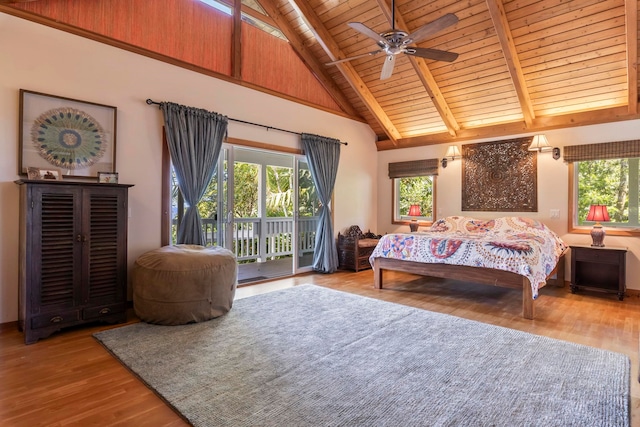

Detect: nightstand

[570,245,627,300]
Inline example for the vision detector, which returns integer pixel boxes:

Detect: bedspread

[369,216,567,299]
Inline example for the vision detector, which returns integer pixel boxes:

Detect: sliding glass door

[171,144,317,281]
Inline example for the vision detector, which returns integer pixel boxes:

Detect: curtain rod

[146,99,347,145]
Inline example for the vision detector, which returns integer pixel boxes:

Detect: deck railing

[201,216,317,262]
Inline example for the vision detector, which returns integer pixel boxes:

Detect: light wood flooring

[1,270,639,426]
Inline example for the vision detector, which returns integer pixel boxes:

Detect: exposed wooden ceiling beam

[256,0,360,117]
[286,0,401,144]
[376,105,640,150]
[375,0,459,137]
[485,0,535,127]
[625,0,638,114]
[231,0,242,79]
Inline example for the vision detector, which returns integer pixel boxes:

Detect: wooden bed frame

[372,253,566,319]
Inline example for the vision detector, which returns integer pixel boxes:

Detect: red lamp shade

[585,204,609,247]
[408,204,421,232]
[586,204,610,223]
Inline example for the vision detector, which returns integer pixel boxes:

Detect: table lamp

[585,204,610,247]
[408,204,421,232]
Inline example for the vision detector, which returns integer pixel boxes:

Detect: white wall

[0,13,378,323]
[377,121,640,288]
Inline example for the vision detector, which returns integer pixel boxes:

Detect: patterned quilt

[369,216,567,299]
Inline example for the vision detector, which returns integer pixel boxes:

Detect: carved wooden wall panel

[461,138,536,212]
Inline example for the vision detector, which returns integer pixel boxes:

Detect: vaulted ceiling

[257,0,639,150]
[3,0,639,151]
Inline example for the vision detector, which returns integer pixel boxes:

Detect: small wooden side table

[570,245,627,300]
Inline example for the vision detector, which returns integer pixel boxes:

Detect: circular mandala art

[30,107,107,170]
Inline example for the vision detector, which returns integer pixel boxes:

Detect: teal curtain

[301,133,341,273]
[161,102,227,245]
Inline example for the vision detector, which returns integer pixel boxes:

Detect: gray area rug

[94,284,629,426]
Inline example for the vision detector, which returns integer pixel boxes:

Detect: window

[566,140,640,233]
[393,176,435,223]
[388,159,438,226]
[199,0,287,40]
[170,160,224,247]
[574,158,639,228]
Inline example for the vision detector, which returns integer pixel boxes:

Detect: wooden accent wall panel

[241,23,340,111]
[13,0,233,76]
[10,0,344,114]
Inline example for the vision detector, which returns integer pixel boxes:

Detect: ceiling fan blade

[402,13,459,45]
[326,49,383,66]
[380,55,396,80]
[405,47,458,62]
[348,22,388,46]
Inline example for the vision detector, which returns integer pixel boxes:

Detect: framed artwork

[26,166,63,181]
[461,137,537,212]
[97,172,119,183]
[19,89,117,179]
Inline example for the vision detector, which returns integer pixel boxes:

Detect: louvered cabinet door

[82,187,128,321]
[17,180,131,344]
[25,185,83,344]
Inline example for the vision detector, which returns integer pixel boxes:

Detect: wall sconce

[441,145,461,168]
[528,135,561,160]
[408,204,421,232]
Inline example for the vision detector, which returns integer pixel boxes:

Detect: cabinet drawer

[83,302,126,320]
[573,248,622,264]
[31,310,80,329]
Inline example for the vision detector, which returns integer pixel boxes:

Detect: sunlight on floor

[235,279,297,299]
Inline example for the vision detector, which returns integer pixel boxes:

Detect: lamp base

[409,221,419,232]
[590,224,606,247]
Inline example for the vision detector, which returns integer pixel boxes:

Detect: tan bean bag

[133,244,237,325]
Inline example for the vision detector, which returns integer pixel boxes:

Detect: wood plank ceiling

[2,0,638,151]
[258,0,639,150]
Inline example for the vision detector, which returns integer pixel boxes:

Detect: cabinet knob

[99,307,111,314]
[50,316,63,323]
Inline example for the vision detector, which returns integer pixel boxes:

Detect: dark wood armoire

[15,179,132,344]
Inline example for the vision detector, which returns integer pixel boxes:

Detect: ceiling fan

[326,1,459,80]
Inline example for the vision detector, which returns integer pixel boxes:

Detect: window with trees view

[393,176,434,224]
[576,158,639,228]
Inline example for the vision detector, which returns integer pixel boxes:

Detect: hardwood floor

[1,270,639,426]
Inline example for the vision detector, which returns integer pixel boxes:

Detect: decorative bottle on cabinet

[15,180,133,344]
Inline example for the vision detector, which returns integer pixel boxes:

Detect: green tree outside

[398,176,433,218]
[172,159,319,245]
[577,159,629,223]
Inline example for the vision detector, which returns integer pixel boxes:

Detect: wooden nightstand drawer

[573,247,622,264]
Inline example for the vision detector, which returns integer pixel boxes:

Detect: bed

[369,216,568,319]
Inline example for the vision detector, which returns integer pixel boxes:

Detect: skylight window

[199,0,232,15]
[198,0,287,40]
